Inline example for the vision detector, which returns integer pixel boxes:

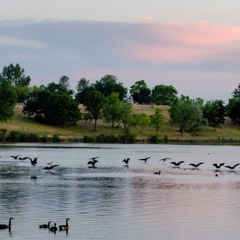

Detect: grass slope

[0,103,240,142]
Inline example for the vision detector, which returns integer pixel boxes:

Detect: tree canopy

[0,63,31,87]
[0,79,17,122]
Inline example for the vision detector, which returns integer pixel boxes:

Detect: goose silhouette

[159,157,171,162]
[123,158,130,165]
[213,163,224,171]
[170,161,184,167]
[138,157,151,163]
[189,162,204,168]
[225,163,240,170]
[39,221,51,229]
[49,223,57,233]
[29,157,38,166]
[10,155,19,160]
[43,164,59,170]
[59,218,70,231]
[154,170,161,175]
[0,217,13,230]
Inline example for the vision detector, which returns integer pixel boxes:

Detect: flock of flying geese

[0,217,70,234]
[88,155,240,176]
[9,154,59,170]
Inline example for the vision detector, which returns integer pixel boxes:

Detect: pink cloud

[122,21,240,64]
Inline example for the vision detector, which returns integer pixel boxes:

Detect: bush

[148,135,159,143]
[6,131,23,142]
[0,129,7,141]
[83,136,96,143]
[119,133,135,143]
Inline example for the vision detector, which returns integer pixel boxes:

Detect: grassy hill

[0,103,240,144]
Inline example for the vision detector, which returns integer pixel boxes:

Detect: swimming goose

[39,221,51,229]
[0,217,13,230]
[59,218,70,231]
[154,170,161,175]
[49,223,57,233]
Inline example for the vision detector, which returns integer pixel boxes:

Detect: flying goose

[138,157,151,163]
[189,162,204,169]
[29,157,38,166]
[122,158,130,165]
[224,163,240,170]
[213,163,225,170]
[170,161,184,167]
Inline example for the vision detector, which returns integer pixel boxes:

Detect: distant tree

[0,79,17,122]
[131,113,150,133]
[232,83,240,99]
[0,63,31,87]
[169,95,203,134]
[119,102,133,133]
[44,92,81,126]
[84,90,105,131]
[226,98,240,126]
[46,76,74,95]
[0,63,31,102]
[150,108,164,134]
[203,100,225,130]
[75,78,94,104]
[94,74,127,100]
[23,86,50,119]
[130,80,151,104]
[103,92,122,128]
[151,85,178,105]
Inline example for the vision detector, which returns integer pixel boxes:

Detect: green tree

[131,113,150,133]
[0,79,17,121]
[150,108,164,134]
[119,102,133,133]
[226,98,240,126]
[203,100,225,131]
[23,86,50,119]
[75,78,94,104]
[232,83,240,99]
[94,74,127,100]
[151,85,178,105]
[103,92,122,128]
[130,80,151,104]
[169,95,203,134]
[0,63,31,87]
[44,92,81,126]
[84,90,105,131]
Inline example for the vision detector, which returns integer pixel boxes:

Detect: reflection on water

[0,143,240,240]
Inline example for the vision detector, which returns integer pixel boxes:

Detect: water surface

[0,143,240,240]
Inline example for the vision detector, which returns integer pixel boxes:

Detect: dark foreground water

[0,143,240,240]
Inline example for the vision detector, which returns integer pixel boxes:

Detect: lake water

[0,143,240,240]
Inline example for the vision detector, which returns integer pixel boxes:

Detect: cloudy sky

[1,0,240,102]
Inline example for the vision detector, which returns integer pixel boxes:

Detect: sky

[1,0,240,102]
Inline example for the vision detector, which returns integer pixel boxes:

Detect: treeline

[1,63,240,137]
